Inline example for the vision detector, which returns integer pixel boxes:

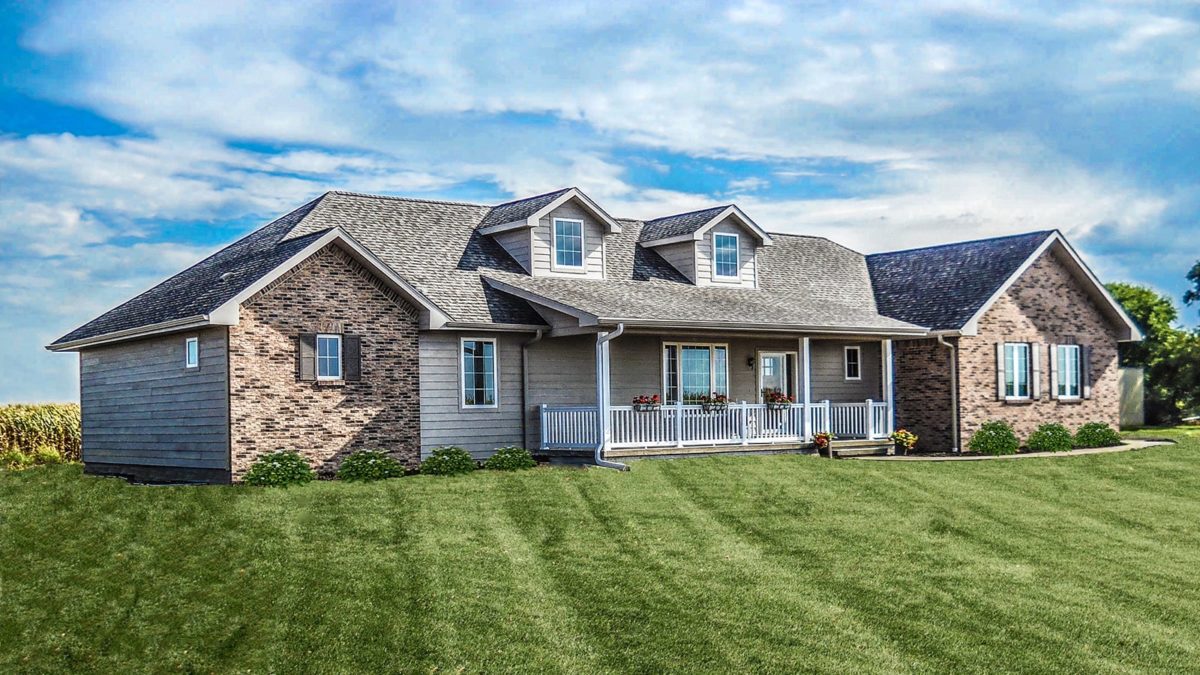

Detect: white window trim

[1058,344,1082,400]
[844,345,862,381]
[1004,342,1031,400]
[550,217,586,272]
[712,232,741,282]
[757,350,798,403]
[460,336,499,410]
[661,341,730,403]
[185,336,199,369]
[316,333,343,381]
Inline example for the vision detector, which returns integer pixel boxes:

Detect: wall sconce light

[746,356,755,370]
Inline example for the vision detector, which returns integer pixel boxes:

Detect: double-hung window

[662,343,728,403]
[185,337,199,369]
[1004,342,1031,399]
[461,338,498,408]
[713,233,740,279]
[316,334,342,380]
[1057,344,1081,399]
[844,346,861,380]
[553,218,584,270]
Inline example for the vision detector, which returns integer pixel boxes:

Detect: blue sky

[2,0,1199,402]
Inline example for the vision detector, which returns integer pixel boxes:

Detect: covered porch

[533,330,897,456]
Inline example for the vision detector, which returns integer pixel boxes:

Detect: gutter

[46,314,212,352]
[521,329,544,451]
[594,323,629,470]
[937,335,961,453]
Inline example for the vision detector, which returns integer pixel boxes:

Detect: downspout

[937,335,961,453]
[521,329,544,451]
[594,324,629,470]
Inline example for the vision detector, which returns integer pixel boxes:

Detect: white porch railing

[539,399,891,451]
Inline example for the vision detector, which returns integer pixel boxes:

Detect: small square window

[316,334,342,380]
[185,337,199,368]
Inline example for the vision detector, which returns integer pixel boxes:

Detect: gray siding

[531,202,607,279]
[492,228,531,273]
[419,331,529,458]
[810,340,883,402]
[79,327,229,469]
[654,241,697,283]
[696,217,758,287]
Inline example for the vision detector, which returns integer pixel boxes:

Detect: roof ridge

[327,190,490,209]
[867,230,1055,258]
[644,203,731,225]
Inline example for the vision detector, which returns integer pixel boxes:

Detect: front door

[758,351,797,402]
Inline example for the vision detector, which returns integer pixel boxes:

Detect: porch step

[829,439,892,458]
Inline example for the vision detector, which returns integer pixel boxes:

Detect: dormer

[479,187,622,279]
[639,205,773,288]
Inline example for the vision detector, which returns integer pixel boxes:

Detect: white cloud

[726,0,786,26]
[727,177,770,194]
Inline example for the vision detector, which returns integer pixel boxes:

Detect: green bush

[968,420,1020,455]
[1,448,31,471]
[420,446,477,476]
[0,404,81,461]
[243,451,315,487]
[1026,423,1074,453]
[337,450,405,482]
[1074,422,1123,448]
[31,445,64,465]
[483,446,537,471]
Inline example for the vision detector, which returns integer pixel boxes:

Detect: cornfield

[0,404,82,461]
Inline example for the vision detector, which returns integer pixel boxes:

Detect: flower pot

[701,403,728,414]
[633,403,661,413]
[766,402,791,411]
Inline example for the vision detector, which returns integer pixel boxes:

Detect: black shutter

[344,335,362,381]
[297,334,317,381]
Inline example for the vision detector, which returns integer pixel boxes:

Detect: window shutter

[1082,345,1092,399]
[1048,344,1059,399]
[297,334,317,381]
[344,335,362,381]
[1031,344,1042,399]
[995,342,1006,400]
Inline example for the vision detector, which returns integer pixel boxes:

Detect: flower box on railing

[765,402,791,411]
[763,388,794,411]
[700,403,728,414]
[694,392,729,414]
[631,394,661,412]
[632,403,661,413]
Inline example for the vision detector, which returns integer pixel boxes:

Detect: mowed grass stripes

[2,428,1199,673]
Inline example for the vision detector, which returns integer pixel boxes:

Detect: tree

[1186,261,1200,310]
[1108,282,1200,423]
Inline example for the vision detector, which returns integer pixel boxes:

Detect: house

[47,188,1142,482]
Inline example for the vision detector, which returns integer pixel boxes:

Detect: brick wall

[958,248,1121,445]
[893,338,958,452]
[228,243,421,478]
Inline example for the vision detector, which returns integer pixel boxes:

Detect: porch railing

[539,399,891,451]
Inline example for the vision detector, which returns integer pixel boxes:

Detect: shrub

[31,445,64,465]
[1074,422,1123,448]
[1,448,31,471]
[243,451,314,487]
[420,446,477,475]
[0,404,81,461]
[1026,423,1074,453]
[484,446,537,471]
[968,420,1020,455]
[337,450,405,482]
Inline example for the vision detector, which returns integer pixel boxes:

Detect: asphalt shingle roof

[55,189,966,346]
[477,188,572,229]
[866,230,1054,331]
[638,205,730,242]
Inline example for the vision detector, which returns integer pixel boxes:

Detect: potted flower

[699,392,728,413]
[812,431,834,456]
[890,429,918,456]
[764,389,793,411]
[632,394,661,412]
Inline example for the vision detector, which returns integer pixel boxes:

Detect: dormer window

[553,218,585,270]
[714,233,739,279]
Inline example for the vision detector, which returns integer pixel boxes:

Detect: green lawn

[3,429,1200,673]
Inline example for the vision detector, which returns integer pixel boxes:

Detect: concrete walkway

[854,438,1174,461]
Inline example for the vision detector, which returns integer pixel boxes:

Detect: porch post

[882,339,895,435]
[801,337,812,439]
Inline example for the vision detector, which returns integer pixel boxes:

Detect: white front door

[758,351,797,402]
